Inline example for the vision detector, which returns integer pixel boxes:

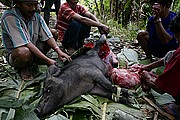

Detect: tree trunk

[100,0,105,19]
[110,0,113,17]
[94,0,100,16]
[115,0,119,21]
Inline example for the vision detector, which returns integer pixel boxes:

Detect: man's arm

[71,12,109,34]
[139,58,164,73]
[84,11,107,34]
[26,42,56,66]
[152,3,174,44]
[46,38,72,62]
[155,21,173,44]
[72,13,104,27]
[84,11,99,22]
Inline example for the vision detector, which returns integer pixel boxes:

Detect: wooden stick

[143,96,175,120]
[153,112,158,120]
[102,102,107,120]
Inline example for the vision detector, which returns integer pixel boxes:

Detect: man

[139,11,180,118]
[1,0,71,80]
[137,0,178,59]
[40,0,60,26]
[57,0,110,54]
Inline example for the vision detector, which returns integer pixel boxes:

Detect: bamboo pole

[102,102,107,120]
[143,96,175,120]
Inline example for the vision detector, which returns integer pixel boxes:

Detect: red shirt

[57,2,87,41]
[155,47,180,97]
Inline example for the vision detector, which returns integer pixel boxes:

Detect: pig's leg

[89,84,131,104]
[89,84,112,98]
[47,65,61,77]
[92,73,117,93]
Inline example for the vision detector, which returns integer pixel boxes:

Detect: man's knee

[12,47,31,58]
[70,20,82,28]
[50,29,58,41]
[10,47,33,67]
[137,30,149,42]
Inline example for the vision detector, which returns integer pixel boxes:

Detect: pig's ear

[96,34,107,47]
[47,65,61,77]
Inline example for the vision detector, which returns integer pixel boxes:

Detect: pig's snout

[34,96,50,117]
[110,55,118,68]
[34,107,42,117]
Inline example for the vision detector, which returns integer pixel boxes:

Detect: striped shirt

[57,2,87,41]
[1,8,53,53]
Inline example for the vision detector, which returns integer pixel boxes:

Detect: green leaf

[112,109,140,120]
[81,95,99,107]
[14,106,40,120]
[47,114,69,120]
[5,108,15,120]
[64,101,102,118]
[152,66,165,75]
[0,108,8,120]
[139,59,152,65]
[0,97,24,108]
[151,89,175,105]
[21,73,45,91]
[117,47,139,68]
[106,103,146,120]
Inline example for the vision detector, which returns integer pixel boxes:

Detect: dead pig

[35,35,132,117]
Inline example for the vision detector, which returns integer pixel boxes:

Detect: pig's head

[35,65,64,117]
[102,50,118,68]
[98,35,118,69]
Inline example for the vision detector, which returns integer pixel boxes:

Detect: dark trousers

[44,0,60,25]
[62,20,91,50]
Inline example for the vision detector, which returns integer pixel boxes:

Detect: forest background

[79,0,180,42]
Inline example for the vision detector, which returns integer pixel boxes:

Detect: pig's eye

[45,87,51,93]
[47,89,51,93]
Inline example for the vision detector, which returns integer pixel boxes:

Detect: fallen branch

[143,96,174,120]
[102,102,107,120]
[153,112,158,120]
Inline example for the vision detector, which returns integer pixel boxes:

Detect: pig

[35,35,133,117]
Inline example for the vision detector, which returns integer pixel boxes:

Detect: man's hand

[152,3,161,21]
[46,58,57,66]
[99,24,110,35]
[139,64,153,73]
[139,71,157,92]
[58,51,72,62]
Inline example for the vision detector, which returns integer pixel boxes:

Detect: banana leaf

[106,103,146,120]
[117,47,139,68]
[14,105,40,120]
[47,114,69,120]
[0,64,45,120]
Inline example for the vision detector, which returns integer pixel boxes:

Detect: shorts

[148,38,178,58]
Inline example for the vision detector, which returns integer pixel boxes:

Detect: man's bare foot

[20,68,33,80]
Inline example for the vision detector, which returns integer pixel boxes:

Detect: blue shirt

[147,11,178,58]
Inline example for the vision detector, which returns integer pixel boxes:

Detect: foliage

[106,19,145,43]
[79,0,96,14]
[172,0,180,13]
